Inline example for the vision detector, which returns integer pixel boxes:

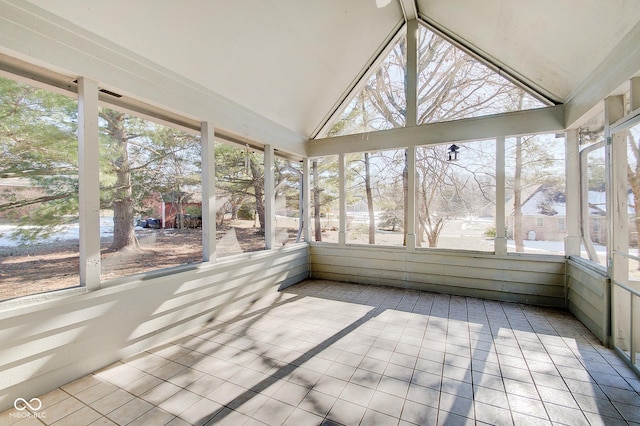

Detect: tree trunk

[249,158,265,232]
[364,152,375,244]
[513,93,525,252]
[313,160,322,241]
[514,135,524,252]
[106,111,137,251]
[403,149,409,246]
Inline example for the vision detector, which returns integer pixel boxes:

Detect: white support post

[264,144,275,249]
[77,77,101,290]
[405,19,418,249]
[631,76,640,111]
[495,136,507,256]
[606,95,626,277]
[406,147,416,250]
[339,153,346,246]
[201,121,216,262]
[606,95,627,349]
[302,159,310,243]
[565,129,581,257]
[406,19,418,128]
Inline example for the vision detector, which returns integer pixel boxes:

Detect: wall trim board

[309,245,566,308]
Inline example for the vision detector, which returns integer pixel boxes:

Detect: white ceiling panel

[24,0,404,137]
[418,0,640,102]
[15,0,640,137]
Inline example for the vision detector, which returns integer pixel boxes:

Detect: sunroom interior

[1,0,640,424]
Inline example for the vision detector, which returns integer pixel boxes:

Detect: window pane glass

[612,121,640,367]
[99,108,202,280]
[275,157,303,244]
[583,143,607,264]
[214,143,265,256]
[310,156,339,242]
[0,76,79,300]
[506,134,565,255]
[418,25,545,124]
[346,149,405,246]
[415,140,495,251]
[625,122,640,282]
[325,36,406,137]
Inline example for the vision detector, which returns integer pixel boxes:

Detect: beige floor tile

[158,390,201,417]
[140,381,182,406]
[368,391,404,418]
[401,399,436,426]
[121,373,163,397]
[281,407,323,426]
[41,396,86,424]
[177,397,222,425]
[297,389,336,417]
[127,407,175,426]
[105,397,153,424]
[45,405,101,426]
[326,399,366,426]
[362,408,399,425]
[60,376,102,396]
[251,398,295,426]
[90,389,135,416]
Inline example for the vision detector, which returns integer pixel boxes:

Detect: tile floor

[2,279,640,425]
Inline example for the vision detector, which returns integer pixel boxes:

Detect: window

[214,143,265,257]
[415,140,495,251]
[610,110,640,371]
[346,149,405,246]
[275,157,303,244]
[310,156,339,242]
[417,25,546,124]
[99,108,202,280]
[557,218,566,232]
[620,120,640,282]
[325,35,406,137]
[0,76,80,300]
[580,131,606,265]
[506,133,565,254]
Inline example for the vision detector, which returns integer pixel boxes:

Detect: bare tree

[326,24,547,248]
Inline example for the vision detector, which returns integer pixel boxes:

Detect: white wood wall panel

[0,246,309,411]
[310,245,566,307]
[566,258,609,344]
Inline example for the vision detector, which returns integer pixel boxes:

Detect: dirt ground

[0,220,297,302]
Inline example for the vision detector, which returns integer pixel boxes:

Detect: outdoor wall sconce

[447,144,460,161]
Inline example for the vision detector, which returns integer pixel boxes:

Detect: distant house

[506,185,635,245]
[347,199,368,212]
[506,185,567,242]
[140,191,203,228]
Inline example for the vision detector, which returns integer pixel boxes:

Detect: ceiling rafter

[399,0,418,21]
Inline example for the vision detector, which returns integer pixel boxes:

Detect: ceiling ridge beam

[399,0,417,21]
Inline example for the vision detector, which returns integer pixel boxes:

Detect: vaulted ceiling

[17,0,640,138]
